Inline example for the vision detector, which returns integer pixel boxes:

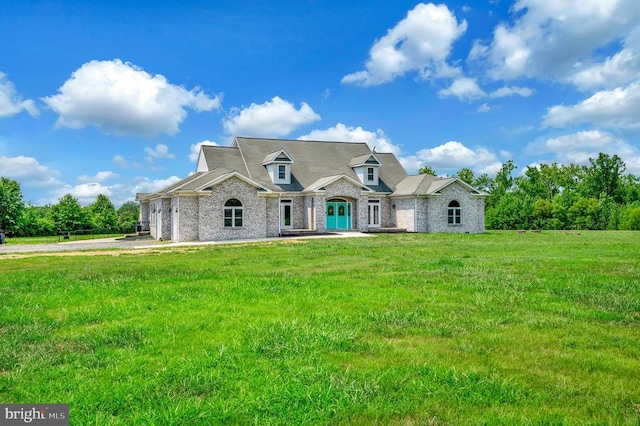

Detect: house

[136,137,487,242]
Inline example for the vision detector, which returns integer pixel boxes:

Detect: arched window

[448,200,461,224]
[224,199,243,228]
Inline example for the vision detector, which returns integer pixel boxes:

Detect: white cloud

[298,123,401,155]
[416,141,500,172]
[438,80,534,101]
[438,77,486,100]
[223,96,320,137]
[77,171,119,183]
[144,144,175,161]
[543,80,640,130]
[540,130,640,172]
[0,155,63,188]
[0,72,39,117]
[42,59,222,137]
[113,155,128,169]
[470,0,640,84]
[342,3,467,86]
[477,103,491,113]
[189,140,218,162]
[489,86,534,98]
[570,47,640,90]
[131,176,182,194]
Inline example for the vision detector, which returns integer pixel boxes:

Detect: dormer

[350,153,381,186]
[263,149,294,185]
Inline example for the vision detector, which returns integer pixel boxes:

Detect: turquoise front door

[326,201,351,230]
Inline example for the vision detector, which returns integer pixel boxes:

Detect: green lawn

[2,233,125,245]
[1,232,639,424]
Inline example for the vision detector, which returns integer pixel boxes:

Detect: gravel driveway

[0,236,163,255]
[0,232,372,256]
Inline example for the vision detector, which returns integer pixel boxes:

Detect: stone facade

[424,182,485,234]
[394,198,416,232]
[138,138,487,243]
[198,177,267,241]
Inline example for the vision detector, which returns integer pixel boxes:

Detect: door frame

[280,199,293,230]
[326,198,352,230]
[367,200,381,228]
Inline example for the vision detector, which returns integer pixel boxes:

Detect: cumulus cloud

[415,141,501,173]
[438,79,534,101]
[477,103,491,113]
[438,77,486,100]
[470,0,640,85]
[77,171,119,183]
[223,96,320,137]
[144,144,175,161]
[342,3,467,86]
[0,73,39,117]
[539,130,640,172]
[131,176,182,194]
[0,155,63,188]
[189,140,218,162]
[489,86,534,98]
[570,48,640,91]
[298,123,401,155]
[543,80,640,130]
[42,59,221,137]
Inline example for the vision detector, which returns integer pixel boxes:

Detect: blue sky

[2,0,640,206]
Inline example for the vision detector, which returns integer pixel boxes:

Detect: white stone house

[136,137,487,242]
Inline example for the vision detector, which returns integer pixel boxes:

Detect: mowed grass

[3,233,125,245]
[1,232,639,425]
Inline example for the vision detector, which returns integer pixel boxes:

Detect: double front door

[326,200,351,230]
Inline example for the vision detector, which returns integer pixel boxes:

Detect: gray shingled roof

[199,145,248,174]
[390,174,455,197]
[230,137,408,193]
[148,137,412,197]
[390,174,489,197]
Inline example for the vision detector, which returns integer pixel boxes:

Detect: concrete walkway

[0,232,373,255]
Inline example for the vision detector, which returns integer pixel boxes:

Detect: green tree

[51,194,88,231]
[619,203,640,230]
[473,173,494,193]
[117,201,140,233]
[16,205,56,237]
[532,199,553,229]
[89,194,118,231]
[486,160,517,210]
[0,177,25,232]
[486,192,533,230]
[418,165,438,176]
[456,168,474,185]
[583,153,626,202]
[567,197,601,230]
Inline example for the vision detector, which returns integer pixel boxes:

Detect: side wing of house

[391,175,487,234]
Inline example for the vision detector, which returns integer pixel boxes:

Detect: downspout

[175,197,179,242]
[278,195,281,236]
[414,196,418,233]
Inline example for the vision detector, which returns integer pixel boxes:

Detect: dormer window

[367,167,375,182]
[350,153,381,186]
[263,149,293,185]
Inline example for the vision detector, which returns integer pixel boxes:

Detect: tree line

[420,153,640,230]
[2,152,640,237]
[0,178,139,237]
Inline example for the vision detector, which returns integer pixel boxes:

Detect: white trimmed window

[448,200,461,225]
[224,199,243,228]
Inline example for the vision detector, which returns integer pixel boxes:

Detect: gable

[263,149,294,165]
[233,137,408,193]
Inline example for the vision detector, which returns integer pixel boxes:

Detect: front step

[279,229,321,237]
[366,228,407,233]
